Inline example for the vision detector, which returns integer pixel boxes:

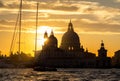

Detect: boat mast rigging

[10,0,22,54]
[19,0,22,54]
[10,1,39,55]
[35,2,39,55]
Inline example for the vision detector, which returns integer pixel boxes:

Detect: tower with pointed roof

[44,31,48,39]
[98,40,107,58]
[43,31,48,46]
[42,32,48,49]
[96,40,111,68]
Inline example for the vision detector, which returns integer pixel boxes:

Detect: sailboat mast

[19,0,22,54]
[35,2,39,55]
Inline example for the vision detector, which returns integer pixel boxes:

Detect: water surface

[0,68,120,81]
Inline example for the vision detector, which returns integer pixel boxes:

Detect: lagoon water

[0,69,120,81]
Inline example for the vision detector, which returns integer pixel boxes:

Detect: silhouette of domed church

[35,20,111,68]
[60,20,81,51]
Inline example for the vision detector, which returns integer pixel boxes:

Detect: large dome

[60,21,80,51]
[62,31,80,44]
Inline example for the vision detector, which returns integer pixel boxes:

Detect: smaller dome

[48,35,57,45]
[47,31,58,47]
[99,40,107,51]
[101,40,104,47]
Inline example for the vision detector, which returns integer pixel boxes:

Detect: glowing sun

[37,26,52,46]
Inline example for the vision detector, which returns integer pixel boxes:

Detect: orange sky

[0,0,120,57]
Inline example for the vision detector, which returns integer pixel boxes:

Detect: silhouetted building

[96,41,111,68]
[42,30,58,50]
[35,21,97,68]
[98,40,107,58]
[112,50,120,68]
[35,21,112,68]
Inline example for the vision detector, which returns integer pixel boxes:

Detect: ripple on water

[0,69,120,81]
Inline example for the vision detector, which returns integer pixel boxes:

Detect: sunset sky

[0,0,120,57]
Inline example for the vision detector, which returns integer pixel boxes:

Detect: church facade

[35,21,111,68]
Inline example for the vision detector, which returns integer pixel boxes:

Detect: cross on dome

[101,40,104,47]
[68,20,74,31]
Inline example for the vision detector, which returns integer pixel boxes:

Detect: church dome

[47,31,58,47]
[62,31,80,45]
[60,20,80,51]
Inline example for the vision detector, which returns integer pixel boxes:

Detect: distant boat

[33,66,57,71]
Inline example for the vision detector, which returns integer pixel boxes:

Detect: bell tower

[98,40,107,58]
[44,31,48,39]
[42,31,48,49]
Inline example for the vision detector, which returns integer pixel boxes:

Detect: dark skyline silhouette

[0,0,120,68]
[0,21,120,68]
[34,21,118,68]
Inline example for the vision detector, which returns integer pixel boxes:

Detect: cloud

[73,19,120,33]
[0,0,79,12]
[116,0,120,2]
[0,24,14,32]
[0,1,5,7]
[1,0,120,9]
[0,0,120,35]
[25,0,58,3]
[79,0,120,8]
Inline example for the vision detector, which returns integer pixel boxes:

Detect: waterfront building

[112,50,120,68]
[96,41,111,68]
[35,21,112,68]
[35,21,96,68]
